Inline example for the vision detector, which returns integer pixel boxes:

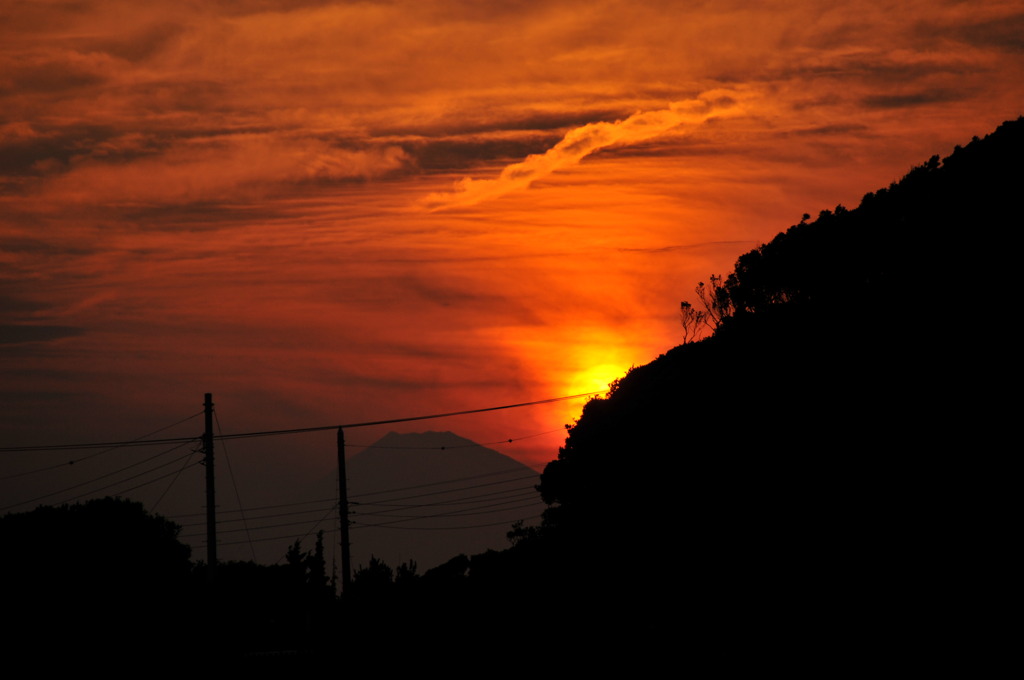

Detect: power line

[171,466,536,520]
[354,492,541,520]
[0,441,196,512]
[349,467,534,500]
[175,482,538,535]
[0,391,600,453]
[215,392,599,441]
[215,527,337,548]
[0,410,203,476]
[182,513,337,539]
[215,409,257,562]
[212,510,544,545]
[351,513,543,532]
[64,447,198,505]
[346,427,566,451]
[100,459,205,500]
[175,497,337,519]
[177,502,338,530]
[352,473,539,506]
[355,487,539,514]
[151,445,201,513]
[176,482,537,531]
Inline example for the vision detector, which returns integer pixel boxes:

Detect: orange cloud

[420,92,745,210]
[45,134,411,204]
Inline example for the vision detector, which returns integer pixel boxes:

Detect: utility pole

[203,393,217,579]
[337,427,351,593]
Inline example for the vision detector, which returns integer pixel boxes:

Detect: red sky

[2,1,1022,560]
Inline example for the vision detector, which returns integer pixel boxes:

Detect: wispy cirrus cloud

[420,92,745,210]
[41,134,411,204]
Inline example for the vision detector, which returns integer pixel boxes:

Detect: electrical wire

[97,459,205,500]
[65,447,198,504]
[349,467,535,500]
[351,513,543,532]
[177,502,338,529]
[176,484,535,532]
[354,487,540,514]
[215,409,256,562]
[346,427,566,451]
[351,473,539,506]
[0,391,599,453]
[215,527,338,548]
[218,392,598,441]
[353,494,542,520]
[150,443,201,513]
[0,409,203,477]
[0,441,196,512]
[184,512,344,539]
[174,497,337,519]
[353,493,542,524]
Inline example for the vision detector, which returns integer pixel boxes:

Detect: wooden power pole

[203,393,217,578]
[337,427,351,592]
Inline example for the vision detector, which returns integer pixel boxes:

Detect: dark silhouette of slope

[345,430,545,571]
[0,497,193,662]
[527,117,1021,663]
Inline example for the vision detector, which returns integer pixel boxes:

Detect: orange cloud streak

[422,93,745,210]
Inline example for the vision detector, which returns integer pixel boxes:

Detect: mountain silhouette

[344,430,545,571]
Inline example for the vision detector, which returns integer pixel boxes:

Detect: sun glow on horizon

[548,357,633,435]
[569,362,627,398]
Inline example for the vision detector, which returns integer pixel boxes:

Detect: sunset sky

[2,1,1022,560]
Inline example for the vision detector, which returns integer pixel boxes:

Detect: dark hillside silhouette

[531,116,1021,659]
[0,497,193,661]
[1,498,340,664]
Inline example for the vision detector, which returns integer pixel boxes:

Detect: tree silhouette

[351,555,394,594]
[0,497,192,660]
[532,117,1023,654]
